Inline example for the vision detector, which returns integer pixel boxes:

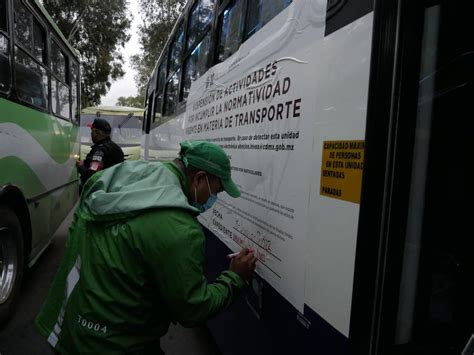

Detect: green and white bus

[0,0,80,323]
[80,106,143,161]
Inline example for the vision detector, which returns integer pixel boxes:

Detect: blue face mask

[192,175,217,213]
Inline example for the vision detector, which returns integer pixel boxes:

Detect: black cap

[91,118,111,134]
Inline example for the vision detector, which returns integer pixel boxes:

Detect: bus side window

[246,0,292,38]
[0,0,7,32]
[33,19,46,64]
[14,0,33,52]
[71,61,80,124]
[169,22,184,74]
[161,50,168,87]
[218,0,245,62]
[183,31,212,100]
[187,0,215,51]
[0,0,9,93]
[163,69,180,117]
[153,91,161,124]
[51,41,66,81]
[57,81,70,119]
[0,34,11,93]
[164,24,184,117]
[13,1,48,109]
[14,47,48,108]
[51,40,70,119]
[153,66,164,123]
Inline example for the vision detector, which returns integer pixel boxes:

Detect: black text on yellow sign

[320,140,365,204]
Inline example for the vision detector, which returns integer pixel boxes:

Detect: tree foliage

[116,94,145,108]
[131,0,185,95]
[42,0,132,107]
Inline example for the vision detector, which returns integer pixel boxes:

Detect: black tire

[0,205,25,326]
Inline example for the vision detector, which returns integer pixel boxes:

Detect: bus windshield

[80,114,142,146]
[80,106,143,160]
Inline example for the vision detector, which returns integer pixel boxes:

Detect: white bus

[80,106,143,161]
[141,0,472,353]
[0,0,80,324]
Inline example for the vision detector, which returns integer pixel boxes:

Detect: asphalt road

[0,205,220,355]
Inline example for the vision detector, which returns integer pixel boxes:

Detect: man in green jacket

[36,140,257,354]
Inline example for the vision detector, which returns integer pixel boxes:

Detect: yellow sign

[320,140,365,204]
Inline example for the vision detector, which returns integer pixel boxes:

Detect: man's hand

[76,159,83,169]
[229,248,257,281]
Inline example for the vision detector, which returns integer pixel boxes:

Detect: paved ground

[0,204,221,355]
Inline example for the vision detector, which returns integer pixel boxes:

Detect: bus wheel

[0,205,25,326]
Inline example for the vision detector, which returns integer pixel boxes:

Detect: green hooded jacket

[35,160,244,354]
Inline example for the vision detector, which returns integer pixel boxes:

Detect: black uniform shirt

[78,137,124,185]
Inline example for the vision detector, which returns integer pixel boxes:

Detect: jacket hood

[78,160,199,222]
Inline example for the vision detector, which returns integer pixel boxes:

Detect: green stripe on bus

[0,98,79,164]
[0,156,78,199]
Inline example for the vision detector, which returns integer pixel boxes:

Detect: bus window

[51,40,70,119]
[0,0,7,31]
[0,34,10,93]
[14,0,32,52]
[14,46,48,108]
[59,80,70,118]
[153,92,161,124]
[153,61,169,123]
[246,0,292,38]
[163,69,180,116]
[183,31,212,100]
[51,41,66,82]
[0,0,7,94]
[80,108,143,160]
[52,77,70,118]
[160,49,168,84]
[71,61,79,124]
[187,0,215,50]
[218,0,245,62]
[169,22,184,74]
[33,19,46,64]
[158,63,166,102]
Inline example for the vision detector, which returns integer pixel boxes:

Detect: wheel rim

[0,226,18,305]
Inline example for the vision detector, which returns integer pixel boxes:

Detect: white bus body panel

[145,0,374,337]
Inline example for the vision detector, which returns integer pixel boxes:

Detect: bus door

[350,0,473,354]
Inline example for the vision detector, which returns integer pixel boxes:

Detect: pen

[228,248,255,258]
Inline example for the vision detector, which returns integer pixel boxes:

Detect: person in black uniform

[76,118,124,190]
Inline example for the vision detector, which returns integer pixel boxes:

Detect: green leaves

[44,0,188,107]
[43,0,132,107]
[116,94,144,107]
[131,0,185,94]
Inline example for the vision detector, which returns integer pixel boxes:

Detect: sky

[101,0,140,106]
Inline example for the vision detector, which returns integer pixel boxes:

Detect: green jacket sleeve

[135,208,245,327]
